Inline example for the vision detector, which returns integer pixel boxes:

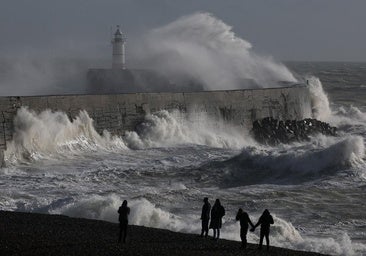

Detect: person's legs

[265,233,270,251]
[204,220,209,237]
[213,229,217,239]
[118,224,122,243]
[123,224,128,243]
[240,228,246,248]
[240,228,244,248]
[258,232,264,249]
[202,219,209,237]
[119,222,128,243]
[217,229,220,240]
[241,228,248,248]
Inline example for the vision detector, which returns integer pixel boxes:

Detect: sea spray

[4,107,127,163]
[307,76,332,121]
[267,216,365,256]
[0,55,89,96]
[4,107,252,164]
[53,195,196,233]
[141,12,297,90]
[305,75,365,126]
[335,105,366,123]
[124,110,253,149]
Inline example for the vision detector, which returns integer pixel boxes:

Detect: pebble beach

[0,211,327,256]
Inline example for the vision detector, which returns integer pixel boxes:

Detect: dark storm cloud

[0,0,365,61]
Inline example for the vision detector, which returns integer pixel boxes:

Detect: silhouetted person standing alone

[200,197,211,237]
[118,200,130,243]
[236,208,254,249]
[209,199,225,240]
[251,209,274,251]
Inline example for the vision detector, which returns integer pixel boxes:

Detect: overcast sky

[1,0,365,61]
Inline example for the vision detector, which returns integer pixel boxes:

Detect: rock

[251,117,337,145]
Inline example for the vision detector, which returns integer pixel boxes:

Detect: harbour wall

[0,86,312,166]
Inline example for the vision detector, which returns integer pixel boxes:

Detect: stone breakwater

[252,117,337,145]
[0,86,312,166]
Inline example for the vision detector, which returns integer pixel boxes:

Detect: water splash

[4,107,253,164]
[4,107,127,164]
[124,110,254,149]
[141,12,297,90]
[307,76,332,121]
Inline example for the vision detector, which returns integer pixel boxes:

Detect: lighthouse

[111,25,126,69]
[87,25,173,93]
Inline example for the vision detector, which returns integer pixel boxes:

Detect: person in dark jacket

[118,200,130,243]
[200,197,211,237]
[250,209,274,251]
[209,199,225,240]
[236,208,254,249]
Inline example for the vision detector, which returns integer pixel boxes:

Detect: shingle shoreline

[0,211,327,256]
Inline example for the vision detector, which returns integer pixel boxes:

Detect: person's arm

[253,216,263,229]
[247,213,254,228]
[269,215,274,224]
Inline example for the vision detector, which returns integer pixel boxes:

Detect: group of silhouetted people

[118,198,274,251]
[201,197,274,251]
[201,198,225,240]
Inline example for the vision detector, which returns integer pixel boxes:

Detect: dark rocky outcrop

[252,117,337,145]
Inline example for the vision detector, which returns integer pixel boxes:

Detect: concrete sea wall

[0,86,312,166]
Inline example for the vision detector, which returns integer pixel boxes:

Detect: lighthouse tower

[111,25,126,69]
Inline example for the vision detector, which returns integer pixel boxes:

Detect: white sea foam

[331,105,366,131]
[4,108,253,164]
[307,76,332,121]
[52,194,122,222]
[267,216,366,255]
[53,195,197,233]
[124,110,253,150]
[4,107,127,164]
[307,76,366,130]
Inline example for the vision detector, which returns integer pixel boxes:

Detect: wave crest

[224,136,365,185]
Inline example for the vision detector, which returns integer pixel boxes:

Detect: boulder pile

[252,117,337,145]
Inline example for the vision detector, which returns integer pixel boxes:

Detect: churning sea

[1,62,365,255]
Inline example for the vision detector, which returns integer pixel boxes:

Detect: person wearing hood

[251,209,274,251]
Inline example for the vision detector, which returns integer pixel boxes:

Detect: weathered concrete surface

[0,86,312,166]
[87,69,177,94]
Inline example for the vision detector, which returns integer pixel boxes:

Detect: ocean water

[0,62,365,255]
